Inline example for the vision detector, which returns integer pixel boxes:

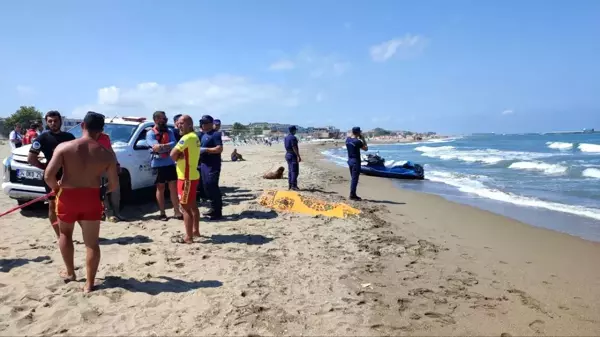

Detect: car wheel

[119,170,132,211]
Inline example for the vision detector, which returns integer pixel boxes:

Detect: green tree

[372,127,391,137]
[231,122,248,135]
[252,127,263,136]
[4,106,43,131]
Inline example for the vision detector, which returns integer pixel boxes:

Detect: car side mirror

[134,139,150,150]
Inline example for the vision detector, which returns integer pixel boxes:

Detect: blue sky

[1,0,599,134]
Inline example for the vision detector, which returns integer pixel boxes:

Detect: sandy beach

[1,142,600,336]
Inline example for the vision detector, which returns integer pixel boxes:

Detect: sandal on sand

[159,213,168,221]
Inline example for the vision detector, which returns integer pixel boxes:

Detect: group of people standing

[8,122,45,149]
[13,108,367,292]
[145,111,224,244]
[282,125,368,200]
[20,109,226,291]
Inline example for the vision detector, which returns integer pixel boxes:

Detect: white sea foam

[427,170,600,221]
[582,168,600,179]
[377,136,462,147]
[579,143,600,153]
[508,161,568,175]
[321,150,348,164]
[546,142,574,150]
[414,145,456,152]
[414,146,551,165]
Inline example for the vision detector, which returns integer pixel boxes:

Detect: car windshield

[67,123,137,146]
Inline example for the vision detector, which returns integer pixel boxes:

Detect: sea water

[322,133,600,242]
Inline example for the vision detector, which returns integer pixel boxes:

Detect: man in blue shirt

[195,120,207,201]
[199,115,224,220]
[146,111,183,221]
[284,125,301,190]
[346,126,368,200]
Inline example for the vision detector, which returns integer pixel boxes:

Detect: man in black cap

[346,126,368,200]
[199,115,223,220]
[284,125,301,190]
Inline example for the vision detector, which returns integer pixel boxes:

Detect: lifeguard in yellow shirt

[170,115,201,243]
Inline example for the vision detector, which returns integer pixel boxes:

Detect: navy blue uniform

[346,137,364,198]
[284,134,300,189]
[200,130,223,215]
[195,131,207,199]
[30,131,76,200]
[173,128,182,142]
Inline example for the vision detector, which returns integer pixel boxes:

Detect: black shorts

[154,165,177,184]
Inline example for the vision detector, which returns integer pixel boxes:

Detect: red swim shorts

[55,188,103,223]
[177,179,199,205]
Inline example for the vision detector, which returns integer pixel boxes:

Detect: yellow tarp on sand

[258,190,360,218]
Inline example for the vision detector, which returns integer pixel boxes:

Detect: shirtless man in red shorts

[44,112,119,292]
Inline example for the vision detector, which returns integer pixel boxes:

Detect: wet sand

[1,143,599,336]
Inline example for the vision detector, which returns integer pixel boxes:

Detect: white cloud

[16,85,35,97]
[269,60,295,71]
[502,109,514,115]
[72,75,300,118]
[333,62,350,75]
[295,48,350,78]
[369,34,426,62]
[371,116,391,124]
[315,92,324,102]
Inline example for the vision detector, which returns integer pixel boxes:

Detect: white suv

[1,117,175,206]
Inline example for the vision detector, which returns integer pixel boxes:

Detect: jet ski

[360,153,424,180]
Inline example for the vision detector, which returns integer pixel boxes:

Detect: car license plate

[16,169,43,180]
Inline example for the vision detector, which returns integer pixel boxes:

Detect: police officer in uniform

[346,126,368,200]
[284,125,301,190]
[199,115,224,220]
[27,111,76,237]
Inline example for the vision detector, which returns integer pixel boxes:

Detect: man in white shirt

[9,123,23,149]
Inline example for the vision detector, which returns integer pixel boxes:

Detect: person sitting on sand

[263,166,285,179]
[44,112,119,293]
[170,115,201,243]
[231,148,244,161]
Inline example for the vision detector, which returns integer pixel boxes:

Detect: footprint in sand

[528,319,544,333]
[145,261,156,266]
[424,311,456,325]
[507,289,554,318]
[140,248,153,256]
[397,298,412,313]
